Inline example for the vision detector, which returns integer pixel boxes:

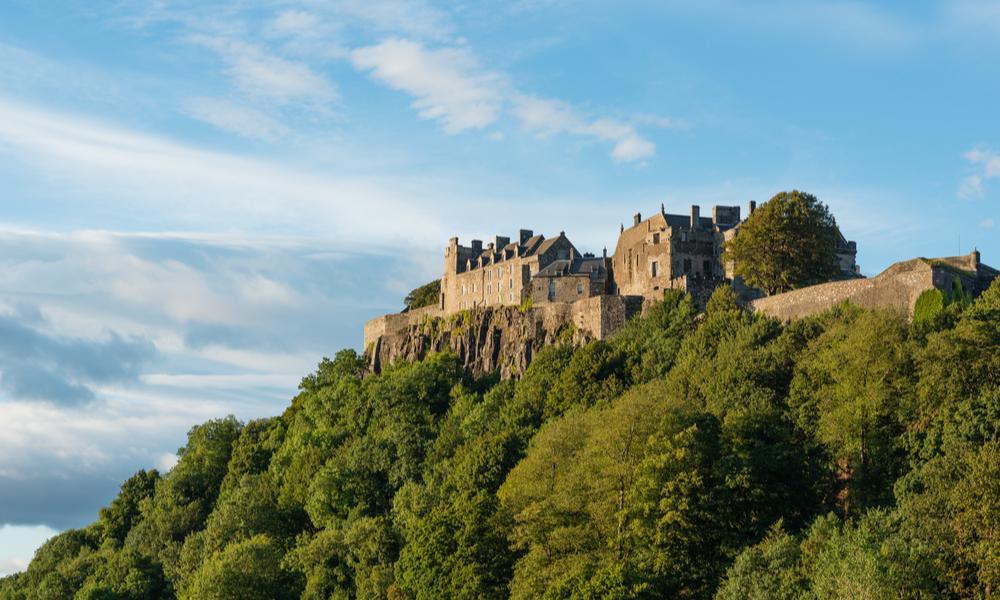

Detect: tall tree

[724,190,841,294]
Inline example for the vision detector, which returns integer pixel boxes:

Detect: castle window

[487,283,491,294]
[577,282,583,294]
[651,261,659,277]
[703,260,712,274]
[548,280,556,300]
[652,233,660,244]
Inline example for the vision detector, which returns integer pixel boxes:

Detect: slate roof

[534,257,607,278]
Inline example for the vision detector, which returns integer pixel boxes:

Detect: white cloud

[0,97,446,243]
[512,95,656,162]
[193,36,338,106]
[960,147,1000,198]
[182,97,291,141]
[351,39,504,133]
[981,218,995,229]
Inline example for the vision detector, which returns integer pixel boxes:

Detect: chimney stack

[519,229,533,245]
[494,235,510,250]
[633,212,642,226]
[749,200,757,215]
[471,239,482,253]
[690,205,700,230]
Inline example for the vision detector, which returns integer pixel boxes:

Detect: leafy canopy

[724,190,841,294]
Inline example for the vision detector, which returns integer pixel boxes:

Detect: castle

[438,201,859,313]
[363,202,996,376]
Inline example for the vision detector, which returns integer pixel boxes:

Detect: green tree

[715,522,806,600]
[98,470,160,547]
[724,190,841,294]
[789,309,913,512]
[181,535,300,600]
[610,289,696,384]
[404,280,441,311]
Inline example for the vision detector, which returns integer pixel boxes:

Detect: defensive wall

[750,252,992,321]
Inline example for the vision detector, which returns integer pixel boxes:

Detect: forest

[2,280,997,599]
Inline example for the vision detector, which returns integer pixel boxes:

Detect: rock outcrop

[366,305,593,378]
[364,295,643,378]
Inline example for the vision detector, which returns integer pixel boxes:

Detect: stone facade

[441,230,598,313]
[612,204,732,301]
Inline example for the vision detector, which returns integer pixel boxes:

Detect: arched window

[548,280,556,300]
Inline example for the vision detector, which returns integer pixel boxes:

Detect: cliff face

[366,305,595,379]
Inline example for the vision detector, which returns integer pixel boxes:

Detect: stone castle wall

[749,257,978,321]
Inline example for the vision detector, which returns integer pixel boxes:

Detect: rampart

[750,253,988,321]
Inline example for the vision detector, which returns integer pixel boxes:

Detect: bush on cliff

[404,279,441,312]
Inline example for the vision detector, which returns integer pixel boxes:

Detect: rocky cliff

[365,305,596,378]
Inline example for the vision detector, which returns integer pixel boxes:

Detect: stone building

[441,201,860,315]
[441,229,605,313]
[529,252,611,304]
[612,203,741,302]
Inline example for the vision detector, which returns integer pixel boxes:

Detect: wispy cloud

[182,97,291,141]
[351,39,504,133]
[959,146,1000,198]
[0,96,446,242]
[192,36,338,107]
[512,94,656,162]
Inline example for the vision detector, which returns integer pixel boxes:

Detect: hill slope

[2,283,998,599]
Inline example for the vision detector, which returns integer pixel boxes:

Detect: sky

[0,0,998,575]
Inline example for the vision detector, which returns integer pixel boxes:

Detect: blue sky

[0,0,998,574]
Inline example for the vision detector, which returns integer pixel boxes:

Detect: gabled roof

[520,235,545,256]
[534,257,607,278]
